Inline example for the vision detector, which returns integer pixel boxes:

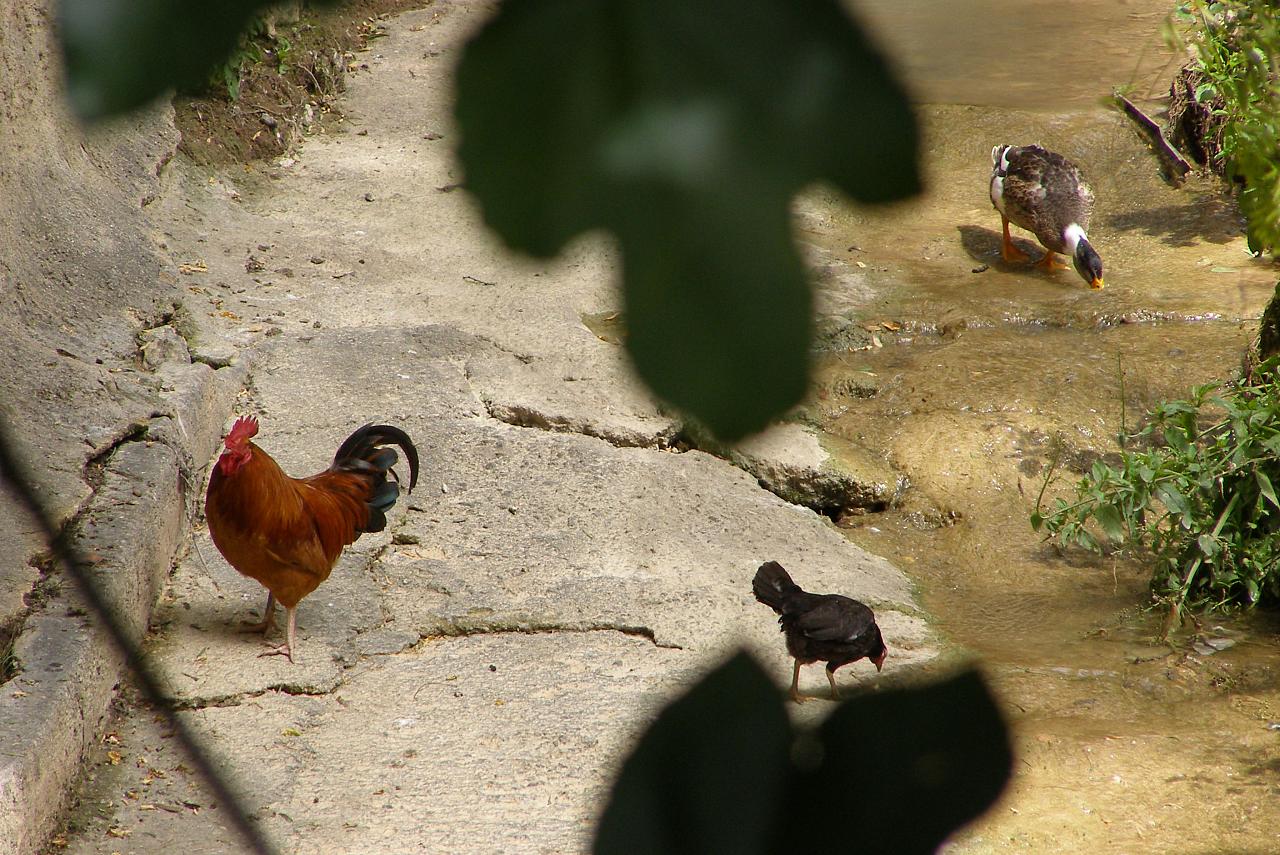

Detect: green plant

[216,38,262,101]
[1174,1,1280,254]
[1033,358,1280,621]
[208,17,296,100]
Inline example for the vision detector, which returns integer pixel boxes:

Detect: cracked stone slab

[147,361,251,477]
[125,319,932,853]
[730,422,905,513]
[464,346,676,448]
[138,325,192,371]
[172,300,243,368]
[61,632,688,855]
[147,528,388,706]
[249,325,487,437]
[151,325,931,711]
[374,412,932,671]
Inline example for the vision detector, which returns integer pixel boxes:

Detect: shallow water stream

[807,2,1280,851]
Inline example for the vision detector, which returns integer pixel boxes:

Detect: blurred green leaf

[616,174,810,443]
[456,0,919,439]
[593,652,790,855]
[791,668,1011,854]
[60,0,331,119]
[1156,482,1191,519]
[595,654,1010,855]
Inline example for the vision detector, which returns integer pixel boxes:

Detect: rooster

[752,560,887,702]
[205,415,420,663]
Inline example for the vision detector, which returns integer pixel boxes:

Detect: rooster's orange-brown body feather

[206,447,370,607]
[205,418,419,661]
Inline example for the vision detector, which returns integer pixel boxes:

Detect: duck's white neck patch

[991,144,1011,172]
[1063,223,1087,254]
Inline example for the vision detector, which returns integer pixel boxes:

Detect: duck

[990,144,1104,289]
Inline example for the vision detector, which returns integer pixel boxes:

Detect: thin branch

[1111,93,1193,185]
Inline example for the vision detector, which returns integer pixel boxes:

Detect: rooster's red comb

[225,415,259,447]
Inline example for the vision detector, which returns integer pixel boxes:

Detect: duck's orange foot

[1001,242,1029,263]
[1035,251,1070,271]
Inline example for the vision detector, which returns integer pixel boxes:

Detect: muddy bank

[173,0,429,165]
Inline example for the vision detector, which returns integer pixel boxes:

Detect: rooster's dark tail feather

[332,423,420,492]
[332,423,420,532]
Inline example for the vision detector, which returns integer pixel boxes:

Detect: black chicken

[752,560,887,702]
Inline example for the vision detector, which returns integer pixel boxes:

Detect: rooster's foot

[257,642,295,664]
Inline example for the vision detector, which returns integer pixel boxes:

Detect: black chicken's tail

[752,561,800,614]
[331,423,421,532]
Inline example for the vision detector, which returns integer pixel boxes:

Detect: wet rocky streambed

[792,2,1280,849]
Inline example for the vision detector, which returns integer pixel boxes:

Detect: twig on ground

[1111,94,1193,186]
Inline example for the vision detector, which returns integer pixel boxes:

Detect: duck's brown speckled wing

[997,145,1094,253]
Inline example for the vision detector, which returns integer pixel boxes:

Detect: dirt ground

[174,0,429,164]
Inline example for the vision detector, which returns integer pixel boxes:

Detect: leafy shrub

[201,16,293,101]
[1033,358,1280,620]
[1174,1,1280,253]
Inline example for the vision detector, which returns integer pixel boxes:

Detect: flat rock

[732,422,903,513]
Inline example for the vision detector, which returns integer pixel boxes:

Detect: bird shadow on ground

[156,596,272,642]
[1242,753,1280,780]
[957,225,1058,279]
[153,591,345,650]
[1101,192,1243,248]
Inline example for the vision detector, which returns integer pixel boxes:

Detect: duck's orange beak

[1090,277,1105,290]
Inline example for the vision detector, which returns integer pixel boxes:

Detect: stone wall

[0,1,192,849]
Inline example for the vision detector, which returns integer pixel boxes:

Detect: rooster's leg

[826,668,841,701]
[789,659,810,703]
[239,591,277,635]
[258,606,297,664]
